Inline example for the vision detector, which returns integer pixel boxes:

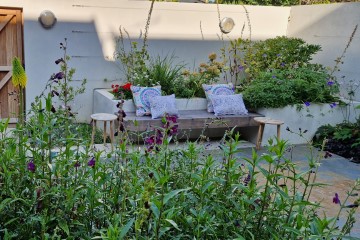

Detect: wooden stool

[254,117,284,150]
[91,113,117,150]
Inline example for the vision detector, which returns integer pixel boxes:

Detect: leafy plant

[114,1,155,86]
[2,112,360,238]
[313,119,360,162]
[110,82,132,100]
[147,54,185,95]
[242,66,338,109]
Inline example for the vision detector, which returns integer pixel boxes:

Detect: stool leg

[103,121,107,145]
[277,125,281,140]
[91,120,96,146]
[110,120,114,151]
[256,123,265,150]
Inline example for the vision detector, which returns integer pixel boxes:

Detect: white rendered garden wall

[288,3,360,102]
[1,0,290,122]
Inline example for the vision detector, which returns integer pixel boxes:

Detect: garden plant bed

[314,120,360,164]
[325,138,360,164]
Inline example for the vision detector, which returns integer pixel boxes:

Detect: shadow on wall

[24,19,236,122]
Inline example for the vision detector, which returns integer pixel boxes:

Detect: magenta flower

[27,161,36,172]
[166,115,178,124]
[333,193,341,205]
[88,157,95,168]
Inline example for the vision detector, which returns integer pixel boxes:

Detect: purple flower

[262,53,267,58]
[51,90,59,97]
[238,65,244,72]
[155,137,163,145]
[54,72,65,80]
[145,136,155,145]
[74,161,80,168]
[55,58,64,65]
[272,75,276,79]
[27,161,36,172]
[88,157,95,168]
[304,102,311,107]
[276,54,281,57]
[166,115,178,124]
[330,102,337,108]
[327,81,334,86]
[169,125,178,135]
[280,62,286,67]
[333,193,340,205]
[243,174,251,186]
[324,151,332,158]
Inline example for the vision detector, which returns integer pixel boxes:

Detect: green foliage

[172,52,225,98]
[242,67,338,109]
[313,120,360,148]
[147,54,185,95]
[246,37,321,83]
[2,86,360,240]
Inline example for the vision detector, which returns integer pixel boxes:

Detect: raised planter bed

[241,102,360,145]
[93,89,208,114]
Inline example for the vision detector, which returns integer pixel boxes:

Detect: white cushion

[202,83,235,112]
[209,94,248,116]
[149,94,179,119]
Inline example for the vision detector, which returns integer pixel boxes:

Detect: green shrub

[246,37,321,82]
[224,36,323,87]
[242,66,338,109]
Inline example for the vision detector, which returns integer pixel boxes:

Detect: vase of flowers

[110,83,132,100]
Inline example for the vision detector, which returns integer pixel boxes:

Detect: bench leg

[103,121,107,144]
[256,123,265,150]
[277,125,281,140]
[110,120,114,151]
[91,120,97,146]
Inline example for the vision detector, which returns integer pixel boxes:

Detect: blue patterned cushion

[209,94,248,116]
[149,94,179,119]
[131,86,162,116]
[202,83,235,112]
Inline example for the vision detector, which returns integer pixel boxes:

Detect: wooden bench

[123,110,264,133]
